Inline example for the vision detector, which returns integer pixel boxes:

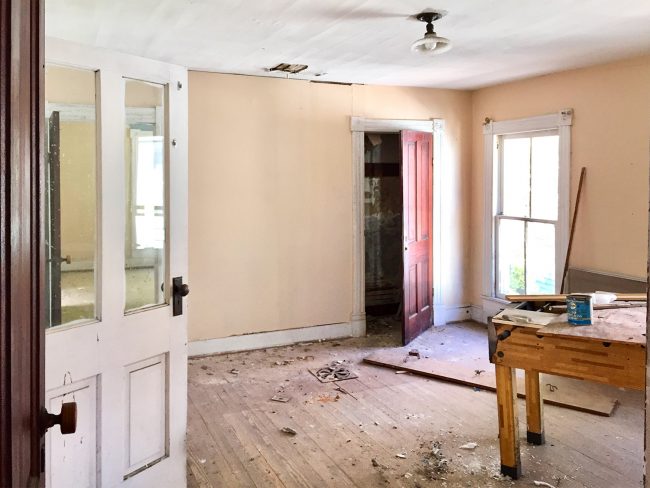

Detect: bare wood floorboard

[187,320,643,488]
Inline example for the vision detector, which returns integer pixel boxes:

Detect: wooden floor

[187,319,643,488]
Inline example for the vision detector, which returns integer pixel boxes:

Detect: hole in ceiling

[269,63,308,74]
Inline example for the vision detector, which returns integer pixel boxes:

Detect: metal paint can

[567,293,593,325]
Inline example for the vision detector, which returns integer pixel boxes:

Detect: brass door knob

[41,402,77,435]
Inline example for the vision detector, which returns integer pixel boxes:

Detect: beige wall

[188,73,473,341]
[470,55,650,305]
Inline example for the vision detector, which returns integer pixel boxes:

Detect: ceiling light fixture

[411,11,452,55]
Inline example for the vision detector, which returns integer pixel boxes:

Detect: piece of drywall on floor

[188,73,473,342]
[469,54,650,307]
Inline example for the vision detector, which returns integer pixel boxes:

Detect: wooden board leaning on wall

[505,293,646,303]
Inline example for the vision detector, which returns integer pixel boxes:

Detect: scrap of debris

[395,370,408,374]
[473,369,485,377]
[334,384,358,400]
[533,482,557,488]
[270,395,290,403]
[396,453,407,459]
[310,360,358,383]
[546,384,558,392]
[274,360,294,366]
[459,442,478,450]
[229,369,240,375]
[280,427,297,436]
[419,441,450,480]
[409,349,421,359]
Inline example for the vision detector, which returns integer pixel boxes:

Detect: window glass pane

[530,135,559,220]
[501,137,531,218]
[44,65,98,327]
[526,222,555,294]
[497,219,525,296]
[125,79,166,312]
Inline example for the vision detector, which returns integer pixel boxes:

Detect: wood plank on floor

[363,350,618,416]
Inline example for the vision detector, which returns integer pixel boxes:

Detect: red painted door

[401,130,433,345]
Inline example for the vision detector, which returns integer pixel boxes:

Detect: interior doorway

[361,129,434,346]
[364,133,403,343]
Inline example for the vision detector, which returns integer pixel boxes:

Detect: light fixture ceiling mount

[411,10,452,55]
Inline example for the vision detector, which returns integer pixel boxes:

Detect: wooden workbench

[490,307,646,479]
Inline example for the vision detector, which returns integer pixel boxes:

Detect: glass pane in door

[124,79,167,312]
[44,65,98,327]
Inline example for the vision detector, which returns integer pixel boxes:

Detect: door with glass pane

[44,39,188,488]
[495,130,559,297]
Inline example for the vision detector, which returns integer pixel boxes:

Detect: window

[482,110,572,300]
[496,131,559,296]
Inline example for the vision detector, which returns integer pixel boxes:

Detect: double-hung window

[483,110,572,301]
[495,131,559,297]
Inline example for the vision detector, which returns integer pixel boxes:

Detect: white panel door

[44,38,188,488]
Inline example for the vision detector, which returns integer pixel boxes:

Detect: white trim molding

[482,109,572,298]
[432,119,445,325]
[350,117,434,133]
[188,321,361,357]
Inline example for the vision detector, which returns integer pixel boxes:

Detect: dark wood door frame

[0,0,45,486]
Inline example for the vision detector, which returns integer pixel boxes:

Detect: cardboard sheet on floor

[363,350,618,416]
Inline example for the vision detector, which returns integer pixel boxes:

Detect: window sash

[494,130,559,298]
[494,215,557,299]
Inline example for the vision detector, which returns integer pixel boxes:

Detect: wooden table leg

[495,364,521,479]
[525,370,545,445]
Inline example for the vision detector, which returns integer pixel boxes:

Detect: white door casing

[44,38,188,488]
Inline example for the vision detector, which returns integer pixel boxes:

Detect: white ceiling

[45,0,650,89]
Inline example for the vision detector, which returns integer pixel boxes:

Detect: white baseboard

[189,321,363,357]
[433,305,471,326]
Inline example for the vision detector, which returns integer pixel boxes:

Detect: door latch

[172,276,190,316]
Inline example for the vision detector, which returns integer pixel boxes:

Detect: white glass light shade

[411,33,452,54]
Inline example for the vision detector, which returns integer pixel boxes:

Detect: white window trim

[482,109,573,299]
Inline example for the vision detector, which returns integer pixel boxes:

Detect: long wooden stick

[505,292,646,302]
[560,167,587,293]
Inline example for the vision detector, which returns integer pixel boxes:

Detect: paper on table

[494,309,563,327]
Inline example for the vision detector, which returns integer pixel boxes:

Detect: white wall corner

[469,305,486,325]
[433,305,471,325]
